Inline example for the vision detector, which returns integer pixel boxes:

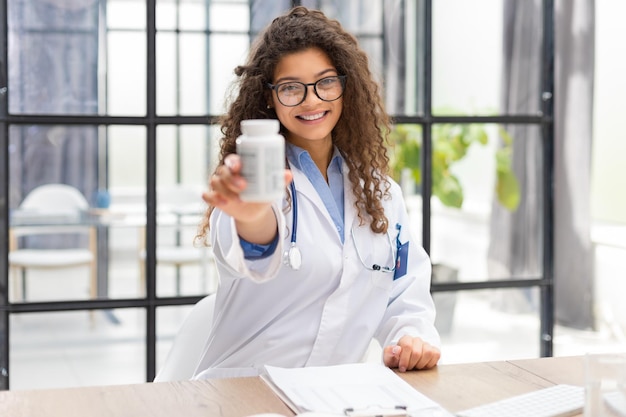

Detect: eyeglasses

[268,75,347,107]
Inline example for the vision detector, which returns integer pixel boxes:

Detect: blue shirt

[240,143,345,259]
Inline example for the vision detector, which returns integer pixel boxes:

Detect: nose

[301,84,321,106]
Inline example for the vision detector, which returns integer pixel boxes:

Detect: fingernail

[399,366,406,372]
[392,346,401,355]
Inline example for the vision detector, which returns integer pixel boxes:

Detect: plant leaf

[434,175,463,208]
[496,170,520,211]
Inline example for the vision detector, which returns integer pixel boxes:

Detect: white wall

[591,0,626,224]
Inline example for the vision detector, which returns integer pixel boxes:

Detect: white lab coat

[193,162,440,379]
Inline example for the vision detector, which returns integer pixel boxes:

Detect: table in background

[0,356,586,417]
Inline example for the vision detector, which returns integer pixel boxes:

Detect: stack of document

[261,362,454,416]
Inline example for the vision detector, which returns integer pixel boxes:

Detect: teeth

[300,112,325,121]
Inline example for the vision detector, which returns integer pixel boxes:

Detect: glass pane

[8,0,100,115]
[395,0,426,116]
[209,2,249,32]
[156,32,177,115]
[388,124,424,246]
[358,37,383,87]
[319,0,383,35]
[156,0,177,30]
[428,124,543,283]
[107,126,146,299]
[156,304,194,373]
[107,31,146,116]
[154,125,219,297]
[209,34,249,114]
[10,309,146,389]
[432,0,541,116]
[8,125,99,303]
[580,239,626,356]
[438,288,540,363]
[7,125,146,302]
[180,0,207,30]
[179,33,208,115]
[250,0,289,34]
[107,0,146,30]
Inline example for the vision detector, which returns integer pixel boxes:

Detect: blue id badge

[394,241,409,280]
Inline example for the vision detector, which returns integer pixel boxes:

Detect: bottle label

[239,143,284,201]
[236,120,285,202]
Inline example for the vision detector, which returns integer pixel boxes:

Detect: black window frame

[0,0,554,389]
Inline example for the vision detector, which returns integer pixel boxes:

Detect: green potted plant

[388,123,521,335]
[388,123,520,211]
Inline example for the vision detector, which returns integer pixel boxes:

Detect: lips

[297,111,327,121]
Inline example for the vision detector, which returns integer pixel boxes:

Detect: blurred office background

[1,0,625,391]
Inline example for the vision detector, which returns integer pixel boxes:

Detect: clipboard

[261,363,454,416]
[343,405,408,416]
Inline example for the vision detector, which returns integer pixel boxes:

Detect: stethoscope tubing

[289,180,297,244]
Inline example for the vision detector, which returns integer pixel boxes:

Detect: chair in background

[139,185,217,296]
[154,293,215,382]
[9,184,97,302]
[139,238,216,295]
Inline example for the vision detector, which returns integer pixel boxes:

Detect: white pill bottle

[236,119,285,202]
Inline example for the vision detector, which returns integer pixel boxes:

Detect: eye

[278,83,304,95]
[317,77,339,89]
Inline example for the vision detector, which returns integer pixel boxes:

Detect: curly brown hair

[198,6,392,242]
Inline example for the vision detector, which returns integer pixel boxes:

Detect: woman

[194,6,440,379]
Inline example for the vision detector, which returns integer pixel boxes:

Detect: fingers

[202,153,293,218]
[204,155,245,207]
[383,336,441,372]
[284,169,294,187]
[382,345,402,369]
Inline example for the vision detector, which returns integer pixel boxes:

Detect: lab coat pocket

[369,267,394,291]
[351,227,395,291]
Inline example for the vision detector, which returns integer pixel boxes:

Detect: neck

[289,137,333,182]
[309,145,333,180]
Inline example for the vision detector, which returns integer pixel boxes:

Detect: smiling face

[270,47,343,151]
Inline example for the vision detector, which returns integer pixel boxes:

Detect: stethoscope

[283,180,399,273]
[283,181,302,270]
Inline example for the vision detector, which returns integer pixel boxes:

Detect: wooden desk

[403,356,584,413]
[0,356,585,417]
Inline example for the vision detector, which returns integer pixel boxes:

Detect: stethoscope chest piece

[284,243,302,270]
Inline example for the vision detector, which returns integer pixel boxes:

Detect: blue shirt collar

[286,142,343,175]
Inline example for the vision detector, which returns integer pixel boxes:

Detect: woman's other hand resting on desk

[383,335,441,372]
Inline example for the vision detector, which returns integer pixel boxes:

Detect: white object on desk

[244,414,290,417]
[604,390,626,417]
[262,363,453,416]
[456,384,584,417]
[246,412,408,417]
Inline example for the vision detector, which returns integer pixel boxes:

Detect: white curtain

[553,0,595,329]
[489,0,595,330]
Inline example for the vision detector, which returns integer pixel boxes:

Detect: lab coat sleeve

[374,182,441,349]
[209,201,288,283]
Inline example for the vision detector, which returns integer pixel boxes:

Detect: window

[0,0,555,389]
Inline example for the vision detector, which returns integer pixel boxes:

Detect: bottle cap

[241,119,279,136]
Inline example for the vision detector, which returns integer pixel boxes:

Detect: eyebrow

[273,68,338,85]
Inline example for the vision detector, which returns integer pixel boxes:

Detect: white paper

[262,363,452,416]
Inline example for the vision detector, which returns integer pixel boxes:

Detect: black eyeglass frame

[267,75,348,107]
